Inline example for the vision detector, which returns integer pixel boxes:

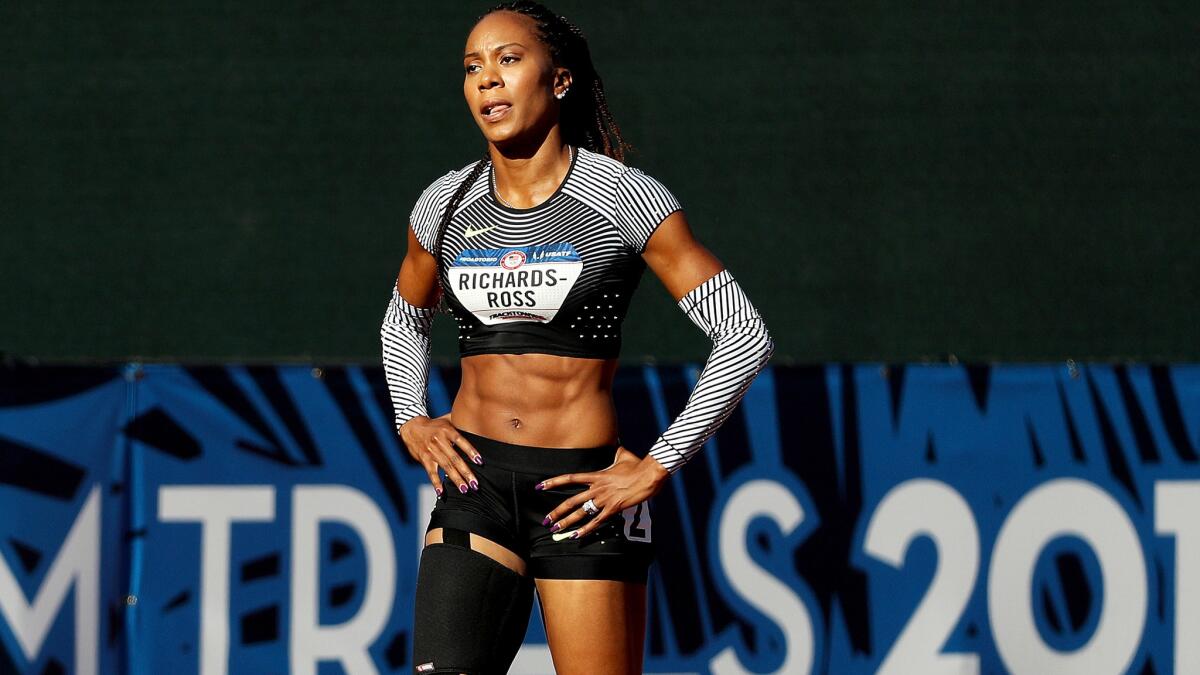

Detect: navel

[509,417,523,429]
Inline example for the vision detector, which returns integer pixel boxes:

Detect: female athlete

[381,2,773,672]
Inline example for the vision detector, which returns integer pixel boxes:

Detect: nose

[478,63,502,90]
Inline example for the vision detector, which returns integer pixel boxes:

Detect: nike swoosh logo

[464,225,497,238]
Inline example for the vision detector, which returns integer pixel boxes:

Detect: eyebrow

[463,42,527,60]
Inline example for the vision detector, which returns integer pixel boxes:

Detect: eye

[464,63,481,74]
[500,54,520,65]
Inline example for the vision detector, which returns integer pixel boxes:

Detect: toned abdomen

[452,353,620,448]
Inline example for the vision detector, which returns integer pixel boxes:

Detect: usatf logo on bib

[449,242,583,324]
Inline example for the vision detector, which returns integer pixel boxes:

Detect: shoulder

[572,148,677,204]
[572,147,672,191]
[409,159,488,252]
[568,148,682,252]
[414,159,485,206]
[572,146,628,183]
[574,149,681,253]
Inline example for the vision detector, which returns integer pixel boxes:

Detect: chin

[484,129,519,146]
[483,124,536,150]
[474,119,513,142]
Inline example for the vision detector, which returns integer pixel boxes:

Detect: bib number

[449,243,583,324]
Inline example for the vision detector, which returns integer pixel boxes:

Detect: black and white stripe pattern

[379,288,436,431]
[647,270,774,473]
[614,167,682,253]
[407,150,681,257]
[404,147,683,359]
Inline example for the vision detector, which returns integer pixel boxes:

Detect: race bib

[448,243,583,324]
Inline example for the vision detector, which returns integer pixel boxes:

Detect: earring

[555,88,569,100]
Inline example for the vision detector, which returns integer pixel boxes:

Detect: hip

[427,428,655,582]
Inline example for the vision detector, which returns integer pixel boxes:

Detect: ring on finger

[582,498,599,516]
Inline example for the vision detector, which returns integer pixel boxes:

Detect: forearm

[647,270,774,473]
[380,287,435,431]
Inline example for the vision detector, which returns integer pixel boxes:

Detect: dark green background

[2,2,1197,364]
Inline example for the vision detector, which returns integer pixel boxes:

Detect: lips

[481,100,512,122]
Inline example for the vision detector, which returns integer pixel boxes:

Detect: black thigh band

[441,527,470,548]
[427,509,519,553]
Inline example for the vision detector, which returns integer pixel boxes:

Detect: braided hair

[431,1,628,290]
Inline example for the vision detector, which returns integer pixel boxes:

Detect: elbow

[755,332,775,373]
[380,318,397,344]
[754,313,774,364]
[711,319,773,372]
[745,320,774,372]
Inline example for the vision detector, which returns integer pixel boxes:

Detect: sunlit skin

[394,10,724,673]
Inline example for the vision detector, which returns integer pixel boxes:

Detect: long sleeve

[647,270,774,473]
[380,287,436,432]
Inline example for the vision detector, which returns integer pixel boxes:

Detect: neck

[489,130,572,209]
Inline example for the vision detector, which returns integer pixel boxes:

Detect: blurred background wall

[2,1,1196,364]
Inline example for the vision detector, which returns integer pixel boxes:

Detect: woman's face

[462,12,567,148]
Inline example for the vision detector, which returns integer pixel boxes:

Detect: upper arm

[395,225,440,308]
[611,167,721,299]
[396,168,459,308]
[641,210,725,301]
[613,168,683,254]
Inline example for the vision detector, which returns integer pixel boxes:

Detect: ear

[553,67,573,96]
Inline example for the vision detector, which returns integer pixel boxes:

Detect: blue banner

[1,363,1198,674]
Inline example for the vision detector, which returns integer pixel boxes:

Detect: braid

[432,155,489,297]
[481,1,630,162]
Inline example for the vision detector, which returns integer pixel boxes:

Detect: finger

[535,470,601,492]
[435,435,478,492]
[438,434,478,489]
[547,493,606,533]
[573,506,616,539]
[613,446,638,463]
[421,460,444,497]
[549,507,589,534]
[448,432,484,466]
[543,490,594,527]
[428,443,468,494]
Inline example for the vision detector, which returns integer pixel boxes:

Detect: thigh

[534,578,646,675]
[413,530,534,675]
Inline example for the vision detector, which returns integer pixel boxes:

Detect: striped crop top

[409,146,681,359]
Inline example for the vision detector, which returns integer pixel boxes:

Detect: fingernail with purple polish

[435,487,443,497]
[458,483,468,494]
[469,479,479,491]
[550,523,561,533]
[542,516,552,526]
[473,455,484,465]
[534,482,544,491]
[570,531,580,539]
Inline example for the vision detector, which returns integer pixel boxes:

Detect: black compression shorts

[426,429,656,583]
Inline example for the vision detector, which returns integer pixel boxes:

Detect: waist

[455,428,617,473]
